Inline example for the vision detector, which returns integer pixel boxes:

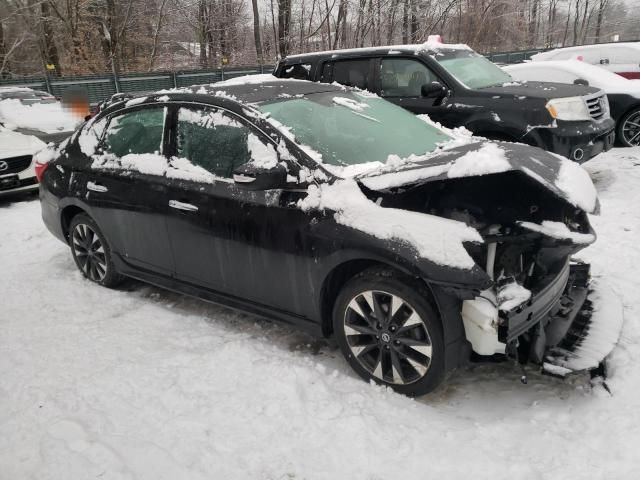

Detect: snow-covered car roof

[153,74,344,104]
[284,38,471,62]
[531,42,640,61]
[0,87,80,135]
[504,60,640,96]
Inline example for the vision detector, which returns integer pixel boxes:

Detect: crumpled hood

[358,141,599,214]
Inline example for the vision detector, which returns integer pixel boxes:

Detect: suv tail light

[34,161,50,182]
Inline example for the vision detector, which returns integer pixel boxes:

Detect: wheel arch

[318,257,440,338]
[60,205,89,242]
[320,257,469,373]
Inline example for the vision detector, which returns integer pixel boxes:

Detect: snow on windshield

[258,92,452,174]
[299,179,482,269]
[0,97,80,134]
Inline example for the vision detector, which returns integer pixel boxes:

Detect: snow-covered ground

[2,149,640,479]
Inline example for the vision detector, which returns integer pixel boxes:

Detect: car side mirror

[574,78,589,86]
[232,162,288,190]
[421,81,447,98]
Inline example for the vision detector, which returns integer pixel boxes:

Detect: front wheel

[617,107,640,147]
[333,268,445,397]
[69,213,123,288]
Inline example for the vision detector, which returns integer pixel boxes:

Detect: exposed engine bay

[372,170,620,376]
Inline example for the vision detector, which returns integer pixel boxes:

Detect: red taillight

[34,161,50,183]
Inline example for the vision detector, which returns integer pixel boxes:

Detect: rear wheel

[69,213,123,288]
[618,106,640,147]
[333,268,445,396]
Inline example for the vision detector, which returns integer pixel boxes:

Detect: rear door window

[174,106,251,179]
[103,107,166,157]
[379,58,440,97]
[330,59,372,90]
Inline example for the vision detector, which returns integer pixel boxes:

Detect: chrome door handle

[169,200,198,212]
[87,181,108,193]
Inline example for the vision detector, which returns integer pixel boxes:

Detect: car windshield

[257,91,451,166]
[435,49,513,89]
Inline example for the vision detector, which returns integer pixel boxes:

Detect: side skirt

[112,255,324,337]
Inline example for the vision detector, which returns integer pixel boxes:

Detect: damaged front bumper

[542,268,624,376]
[463,262,624,376]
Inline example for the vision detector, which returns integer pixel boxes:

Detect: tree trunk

[402,0,409,43]
[40,1,61,75]
[198,0,208,67]
[251,0,263,64]
[278,0,292,57]
[595,0,606,43]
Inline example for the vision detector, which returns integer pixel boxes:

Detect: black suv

[38,78,621,396]
[275,42,616,162]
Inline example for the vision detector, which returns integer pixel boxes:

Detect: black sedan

[37,78,622,396]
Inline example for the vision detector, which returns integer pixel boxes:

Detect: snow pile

[332,97,369,112]
[553,153,598,212]
[247,133,279,169]
[299,179,482,269]
[179,107,242,128]
[547,279,624,371]
[167,156,219,183]
[447,142,511,178]
[518,220,596,244]
[359,142,510,191]
[213,73,285,87]
[92,152,168,176]
[125,97,148,107]
[497,280,532,311]
[0,98,79,134]
[78,118,107,156]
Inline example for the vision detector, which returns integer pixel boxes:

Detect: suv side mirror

[421,81,447,98]
[232,162,288,190]
[574,78,589,86]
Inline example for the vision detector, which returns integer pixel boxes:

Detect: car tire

[332,267,445,397]
[617,106,640,147]
[69,213,124,288]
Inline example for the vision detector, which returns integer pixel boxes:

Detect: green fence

[0,65,273,105]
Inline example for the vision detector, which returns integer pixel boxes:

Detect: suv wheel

[618,106,640,147]
[69,213,123,288]
[333,268,445,396]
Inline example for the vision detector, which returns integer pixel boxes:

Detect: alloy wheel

[72,223,108,282]
[343,290,432,385]
[622,110,640,146]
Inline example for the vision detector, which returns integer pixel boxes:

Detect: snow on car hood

[0,98,79,134]
[358,141,598,214]
[299,179,483,270]
[0,127,47,159]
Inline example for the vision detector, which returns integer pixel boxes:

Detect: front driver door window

[379,58,439,97]
[378,58,447,122]
[173,106,251,180]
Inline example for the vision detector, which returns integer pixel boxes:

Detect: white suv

[531,42,640,80]
[0,87,78,196]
